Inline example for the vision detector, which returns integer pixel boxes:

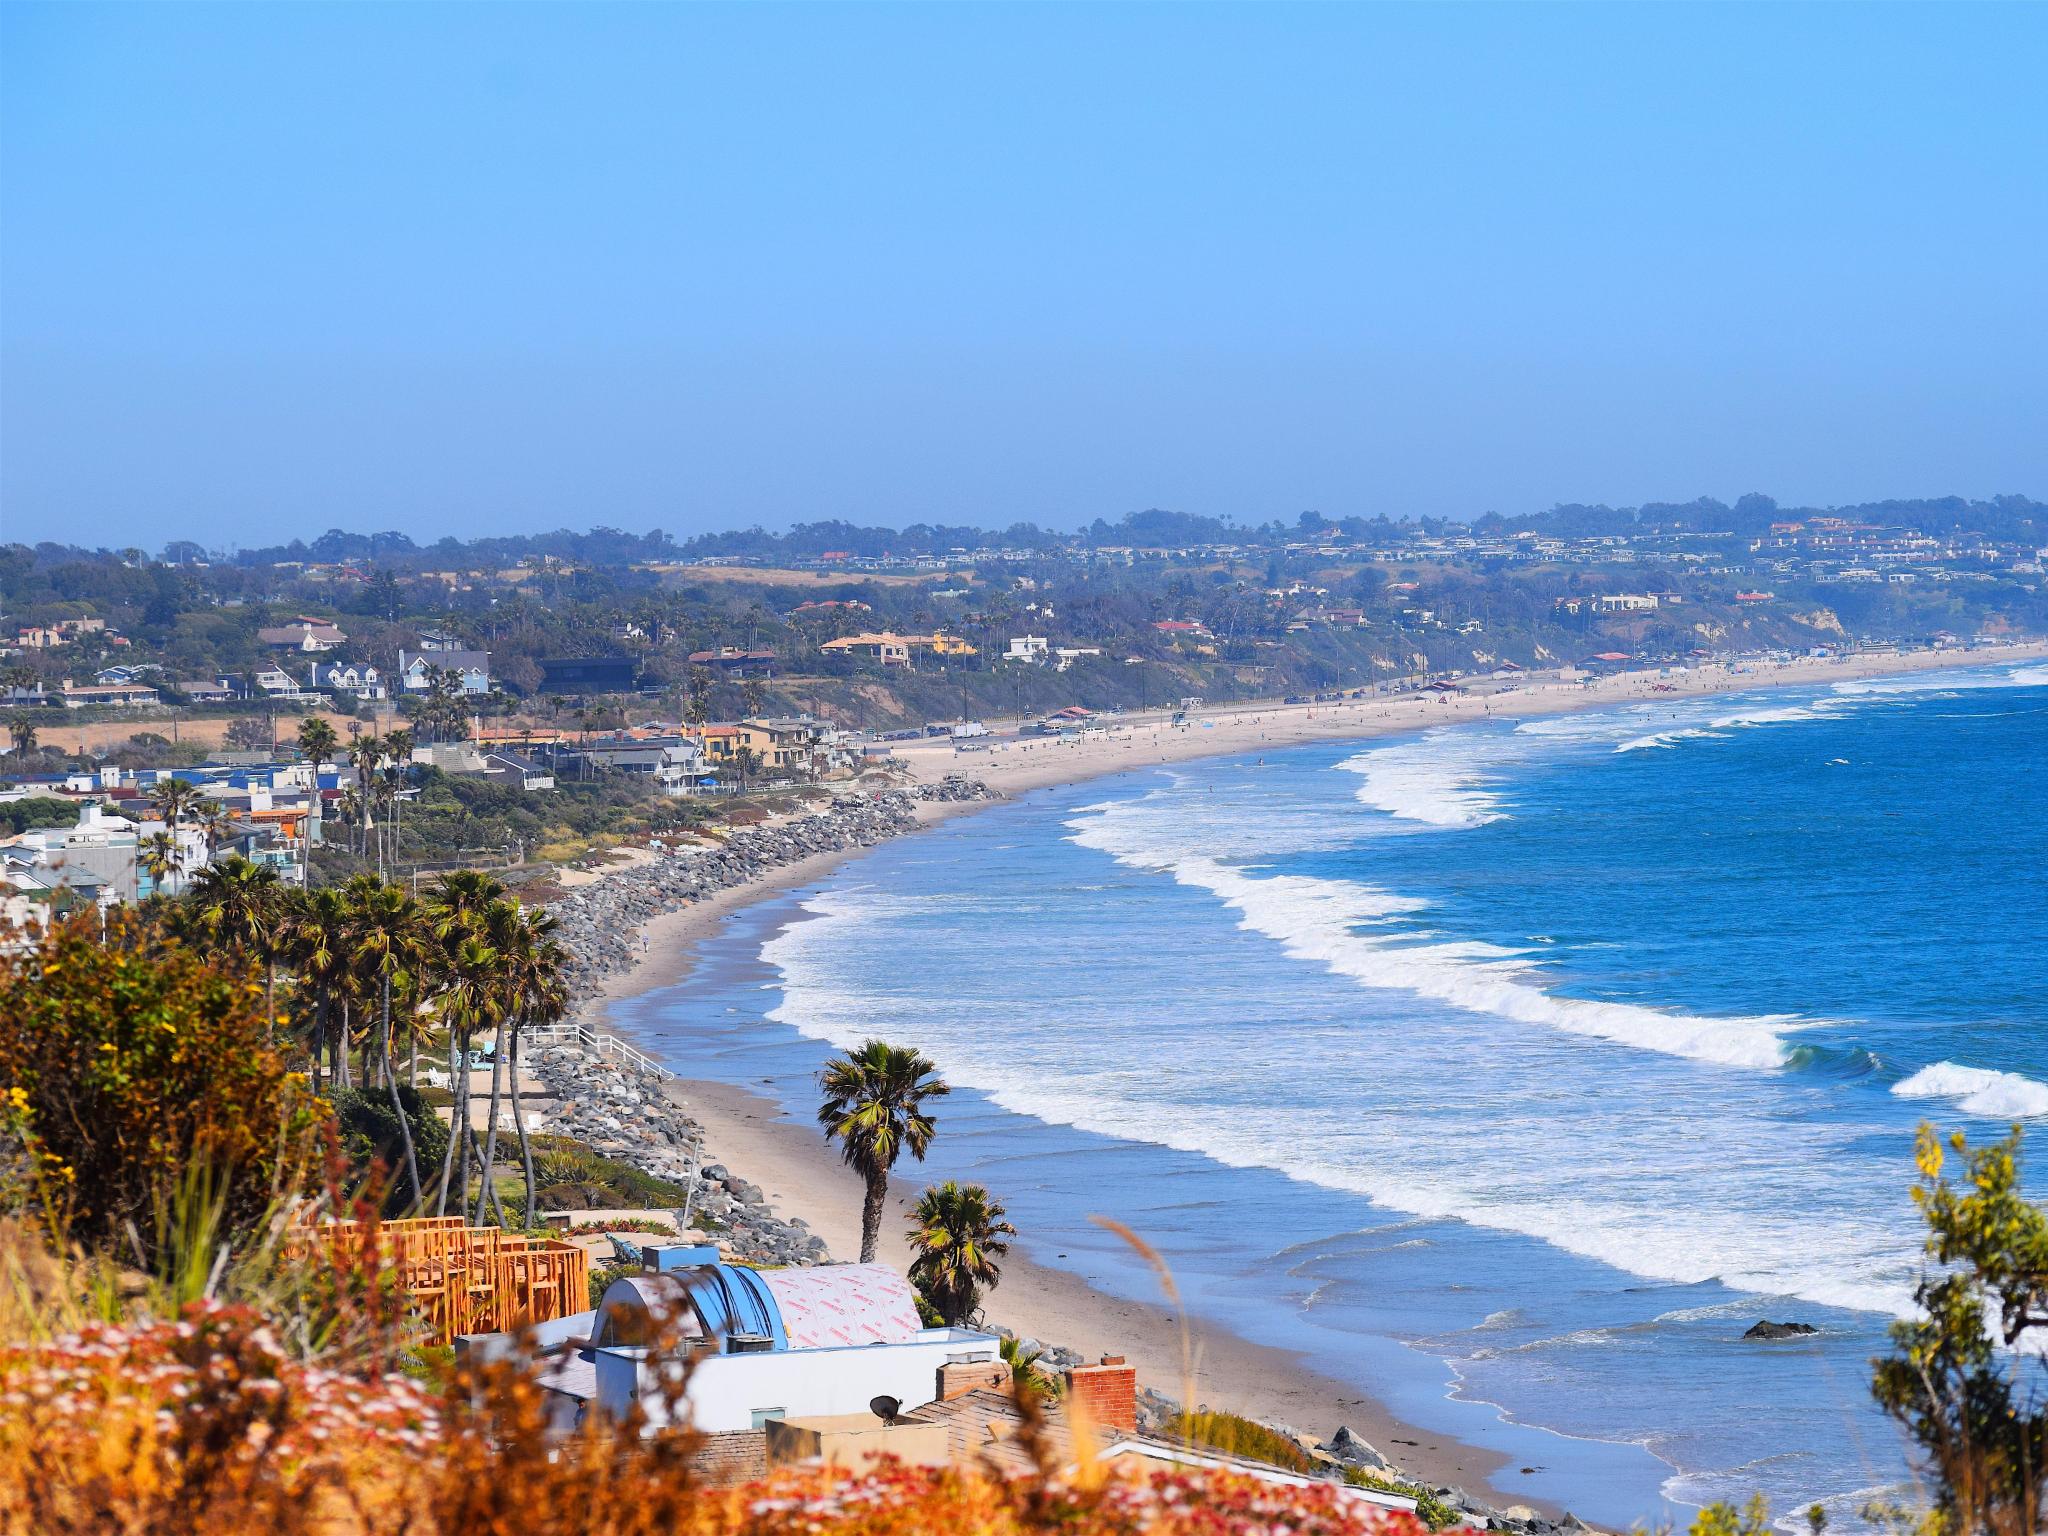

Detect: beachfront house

[463,1249,1003,1458]
[466,1246,1419,1509]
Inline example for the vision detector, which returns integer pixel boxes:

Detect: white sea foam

[1615,727,1721,753]
[1338,730,1508,827]
[1612,703,1836,754]
[1833,662,2048,697]
[1066,797,1803,1072]
[1893,1061,2048,1118]
[760,871,1918,1320]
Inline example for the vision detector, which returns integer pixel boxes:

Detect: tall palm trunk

[310,998,326,1096]
[860,1168,886,1264]
[335,1001,353,1089]
[434,1032,464,1216]
[474,1017,508,1226]
[381,971,422,1206]
[468,1120,508,1227]
[510,1023,538,1229]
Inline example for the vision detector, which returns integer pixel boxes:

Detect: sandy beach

[881,642,2048,798]
[667,1074,1525,1501]
[574,640,2046,1509]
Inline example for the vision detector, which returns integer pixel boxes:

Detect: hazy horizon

[5,3,2044,548]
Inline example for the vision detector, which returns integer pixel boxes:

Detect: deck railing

[287,1217,593,1343]
[522,1022,673,1079]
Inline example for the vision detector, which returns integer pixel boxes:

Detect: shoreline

[570,640,2045,1514]
[666,1071,1529,1508]
[582,640,2047,1035]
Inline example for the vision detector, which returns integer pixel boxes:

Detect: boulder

[1321,1425,1393,1472]
[1743,1319,1818,1341]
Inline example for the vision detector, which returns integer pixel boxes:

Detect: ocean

[614,659,2048,1528]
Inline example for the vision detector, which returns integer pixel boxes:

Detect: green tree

[182,854,287,1026]
[139,830,184,896]
[0,910,326,1258]
[475,901,568,1228]
[1688,1495,1773,1536]
[281,886,354,1095]
[1872,1125,2047,1536]
[6,718,36,757]
[905,1180,1015,1326]
[148,775,204,836]
[816,1039,948,1263]
[425,870,511,1219]
[194,798,236,861]
[329,1083,449,1216]
[297,714,340,765]
[430,930,503,1223]
[345,876,431,1204]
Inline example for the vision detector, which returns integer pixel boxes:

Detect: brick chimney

[1062,1354,1137,1434]
[936,1356,1010,1401]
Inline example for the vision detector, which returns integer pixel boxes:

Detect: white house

[398,648,491,695]
[528,1255,1004,1436]
[252,667,312,701]
[1005,635,1049,663]
[308,661,386,702]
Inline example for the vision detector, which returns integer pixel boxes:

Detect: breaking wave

[1065,797,1802,1072]
[1337,730,1507,827]
[1894,1061,2048,1119]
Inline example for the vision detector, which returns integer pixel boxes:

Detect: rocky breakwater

[525,1041,831,1268]
[549,778,995,997]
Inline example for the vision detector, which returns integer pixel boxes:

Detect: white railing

[522,1022,674,1079]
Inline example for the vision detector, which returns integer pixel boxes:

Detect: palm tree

[348,877,429,1204]
[195,798,235,862]
[469,898,527,1225]
[1000,1334,1054,1400]
[184,854,285,1025]
[138,831,184,898]
[471,900,568,1227]
[505,913,567,1228]
[905,1181,1015,1326]
[426,870,510,1217]
[431,931,504,1221]
[378,729,413,862]
[6,718,36,756]
[148,776,204,834]
[297,714,340,766]
[346,737,382,860]
[283,886,352,1094]
[816,1040,949,1263]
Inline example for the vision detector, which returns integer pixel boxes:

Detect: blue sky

[3,2,2043,548]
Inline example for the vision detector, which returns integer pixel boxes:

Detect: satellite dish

[869,1395,902,1425]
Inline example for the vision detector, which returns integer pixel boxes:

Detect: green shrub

[0,911,327,1259]
[527,1135,691,1209]
[1342,1468,1460,1529]
[327,1084,450,1212]
[1179,1410,1316,1474]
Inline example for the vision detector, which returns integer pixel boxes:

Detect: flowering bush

[724,1459,1437,1536]
[0,1300,437,1536]
[0,912,326,1254]
[0,1297,1443,1536]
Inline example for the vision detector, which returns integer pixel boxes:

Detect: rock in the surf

[1742,1319,1818,1340]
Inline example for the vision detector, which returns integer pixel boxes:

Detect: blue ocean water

[616,660,2048,1528]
